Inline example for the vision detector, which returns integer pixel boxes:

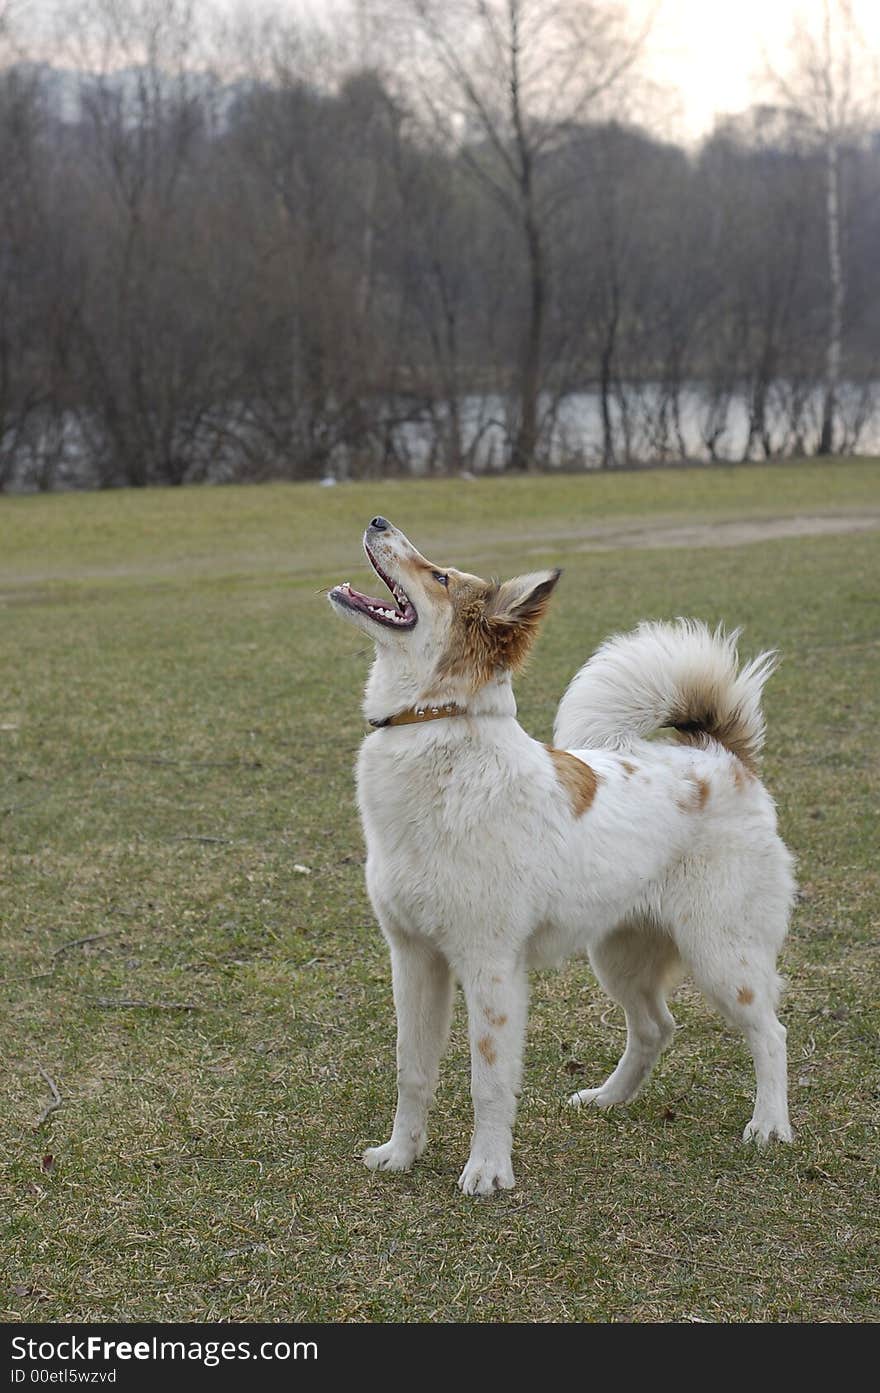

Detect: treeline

[1,12,879,488]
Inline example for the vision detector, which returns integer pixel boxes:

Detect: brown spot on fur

[737,986,754,1005]
[478,1034,497,1066]
[546,746,600,817]
[436,576,498,689]
[483,1007,508,1028]
[621,760,638,776]
[676,775,711,813]
[436,570,561,690]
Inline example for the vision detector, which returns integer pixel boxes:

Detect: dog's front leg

[458,959,528,1197]
[363,932,454,1174]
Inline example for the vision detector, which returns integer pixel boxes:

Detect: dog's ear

[488,569,562,627]
[483,568,561,671]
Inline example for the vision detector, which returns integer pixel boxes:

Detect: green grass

[1,460,879,1323]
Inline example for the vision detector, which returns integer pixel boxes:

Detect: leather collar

[369,702,467,729]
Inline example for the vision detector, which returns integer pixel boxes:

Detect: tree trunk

[818,129,844,456]
[598,287,619,468]
[510,214,544,470]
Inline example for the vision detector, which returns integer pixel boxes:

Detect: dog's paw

[363,1140,418,1173]
[568,1085,621,1109]
[457,1153,515,1198]
[742,1117,793,1146]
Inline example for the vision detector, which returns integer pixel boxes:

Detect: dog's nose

[369,516,390,532]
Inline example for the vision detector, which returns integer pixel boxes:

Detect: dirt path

[450,510,880,566]
[568,511,880,553]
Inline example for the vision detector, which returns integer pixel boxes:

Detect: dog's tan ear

[484,568,561,670]
[489,569,562,627]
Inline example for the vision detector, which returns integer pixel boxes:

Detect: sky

[632,0,880,139]
[10,0,880,141]
[219,0,880,139]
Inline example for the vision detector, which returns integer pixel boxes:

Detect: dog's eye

[432,572,449,587]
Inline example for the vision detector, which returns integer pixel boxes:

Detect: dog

[329,516,795,1196]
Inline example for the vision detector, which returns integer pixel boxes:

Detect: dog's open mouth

[330,541,418,630]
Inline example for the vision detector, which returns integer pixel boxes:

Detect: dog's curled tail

[553,619,778,771]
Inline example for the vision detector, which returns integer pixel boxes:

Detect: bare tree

[380,0,646,469]
[0,63,41,488]
[0,49,83,491]
[768,0,880,455]
[57,0,221,484]
[0,0,18,51]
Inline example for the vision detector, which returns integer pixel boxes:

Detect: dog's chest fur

[357,725,555,939]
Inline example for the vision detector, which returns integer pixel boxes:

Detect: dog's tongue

[347,584,385,607]
[333,580,415,627]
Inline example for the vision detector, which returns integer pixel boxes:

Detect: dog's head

[329,517,560,706]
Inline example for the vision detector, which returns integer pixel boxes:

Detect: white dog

[329,517,795,1197]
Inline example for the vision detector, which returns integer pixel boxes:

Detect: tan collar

[369,702,467,729]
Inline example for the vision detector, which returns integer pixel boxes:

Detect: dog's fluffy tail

[553,619,777,771]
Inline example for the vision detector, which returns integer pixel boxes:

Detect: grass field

[2,460,879,1323]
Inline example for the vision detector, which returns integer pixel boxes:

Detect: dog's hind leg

[569,921,682,1110]
[363,932,454,1174]
[682,933,792,1145]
